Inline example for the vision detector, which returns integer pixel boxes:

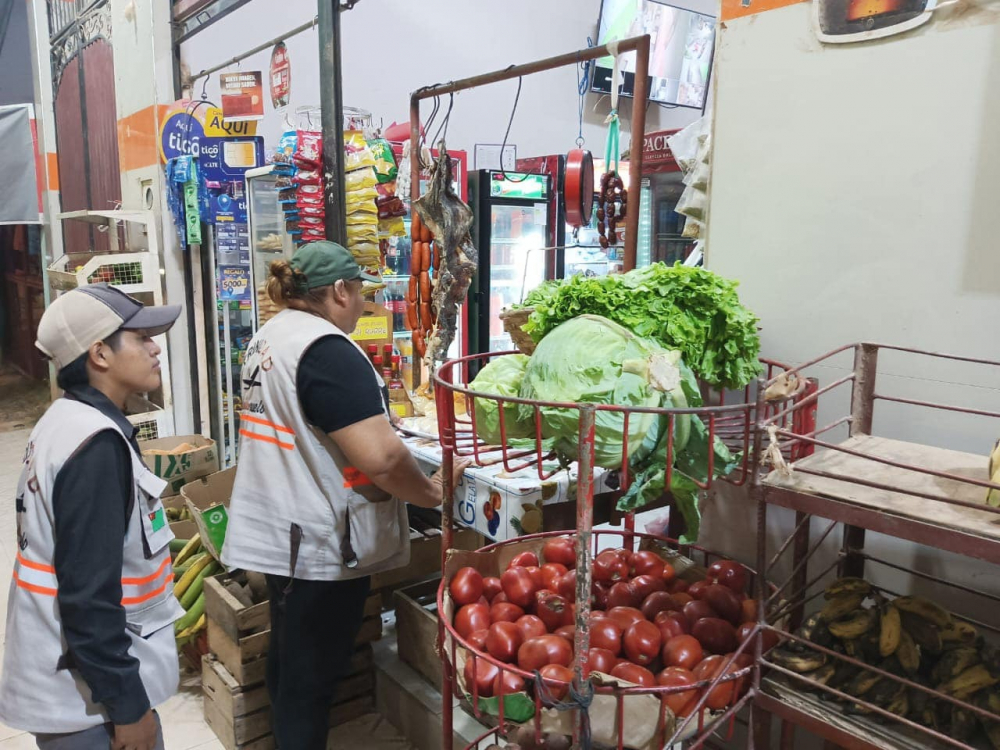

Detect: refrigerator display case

[468,170,553,355]
[246,166,295,328]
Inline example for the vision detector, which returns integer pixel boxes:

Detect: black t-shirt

[297,335,389,433]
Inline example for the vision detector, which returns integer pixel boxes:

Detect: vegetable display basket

[431,351,815,749]
[499,307,536,355]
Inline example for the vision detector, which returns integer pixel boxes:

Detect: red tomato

[508,551,539,569]
[482,576,503,602]
[683,600,717,625]
[490,602,526,624]
[641,591,678,622]
[592,550,630,584]
[501,567,538,609]
[692,618,739,655]
[515,615,548,641]
[542,537,576,568]
[492,591,510,605]
[657,667,700,717]
[630,574,667,601]
[592,581,612,610]
[585,647,617,674]
[707,560,749,595]
[667,578,689,594]
[663,635,704,670]
[726,652,754,698]
[486,621,524,663]
[610,661,656,688]
[736,622,780,653]
[688,580,712,600]
[535,591,571,632]
[588,616,624,655]
[454,603,491,639]
[655,611,691,641]
[467,629,489,652]
[556,570,577,602]
[477,596,490,607]
[539,664,574,701]
[449,567,485,606]
[741,598,758,624]
[606,606,646,631]
[693,655,736,710]
[540,563,568,592]
[703,584,743,626]
[517,635,573,672]
[523,566,545,590]
[631,550,666,576]
[661,562,677,585]
[607,581,640,610]
[493,669,526,696]
[463,655,499,697]
[554,625,575,643]
[623,620,662,666]
[672,592,694,606]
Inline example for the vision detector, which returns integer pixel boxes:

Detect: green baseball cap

[289,241,380,290]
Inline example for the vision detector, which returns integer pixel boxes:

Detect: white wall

[703,3,1000,623]
[179,0,715,161]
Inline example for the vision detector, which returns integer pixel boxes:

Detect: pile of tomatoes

[449,538,777,718]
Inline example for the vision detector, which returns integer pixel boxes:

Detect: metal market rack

[751,343,1000,750]
[433,346,814,750]
[50,210,175,438]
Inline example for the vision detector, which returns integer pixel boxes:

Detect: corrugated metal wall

[53,56,89,255]
[53,35,121,254]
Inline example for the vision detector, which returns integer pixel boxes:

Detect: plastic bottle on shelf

[389,355,405,390]
[367,345,379,365]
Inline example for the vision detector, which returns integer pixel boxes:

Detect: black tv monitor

[593,0,717,110]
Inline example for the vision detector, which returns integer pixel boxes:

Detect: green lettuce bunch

[468,354,533,445]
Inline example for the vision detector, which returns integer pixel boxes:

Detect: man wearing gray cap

[0,284,184,750]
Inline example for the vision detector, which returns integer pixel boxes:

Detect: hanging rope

[499,72,528,182]
[603,41,622,177]
[533,670,595,748]
[430,92,455,150]
[575,38,593,148]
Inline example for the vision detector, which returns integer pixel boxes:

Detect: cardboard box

[181,467,237,563]
[389,388,414,419]
[350,302,392,349]
[141,435,219,496]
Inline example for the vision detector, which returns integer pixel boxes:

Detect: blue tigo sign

[210,191,248,224]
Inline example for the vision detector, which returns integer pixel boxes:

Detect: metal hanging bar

[408,34,651,273]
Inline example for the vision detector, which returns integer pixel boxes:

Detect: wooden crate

[202,646,376,749]
[393,577,442,689]
[205,576,382,687]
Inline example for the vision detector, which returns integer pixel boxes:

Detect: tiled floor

[0,428,222,749]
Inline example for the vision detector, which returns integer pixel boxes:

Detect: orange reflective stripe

[121,557,171,586]
[12,571,56,597]
[342,466,373,489]
[16,553,54,574]
[239,429,294,451]
[240,414,295,435]
[121,573,174,606]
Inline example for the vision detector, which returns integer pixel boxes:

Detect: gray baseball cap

[36,283,181,369]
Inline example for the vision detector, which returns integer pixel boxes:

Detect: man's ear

[88,340,112,374]
[332,279,349,304]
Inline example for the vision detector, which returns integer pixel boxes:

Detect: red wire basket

[440,530,777,750]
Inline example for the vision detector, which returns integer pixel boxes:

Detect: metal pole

[409,95,422,389]
[623,35,649,272]
[318,0,347,245]
[572,405,597,746]
[410,36,650,102]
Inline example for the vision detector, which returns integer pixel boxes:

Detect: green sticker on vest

[149,508,166,532]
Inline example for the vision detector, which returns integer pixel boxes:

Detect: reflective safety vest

[0,398,184,733]
[223,309,410,581]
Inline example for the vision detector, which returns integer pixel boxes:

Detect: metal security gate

[48,0,121,254]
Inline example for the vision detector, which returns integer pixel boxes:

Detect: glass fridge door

[488,201,547,352]
[246,170,293,329]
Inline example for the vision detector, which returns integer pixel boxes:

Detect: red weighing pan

[564,148,594,228]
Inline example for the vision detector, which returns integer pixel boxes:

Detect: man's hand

[430,458,473,504]
[112,710,158,750]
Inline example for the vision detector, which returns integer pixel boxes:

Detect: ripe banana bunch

[775,577,1000,738]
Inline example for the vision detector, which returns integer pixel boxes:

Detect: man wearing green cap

[224,241,468,749]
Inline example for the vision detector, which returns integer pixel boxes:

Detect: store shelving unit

[751,343,1000,750]
[50,210,175,439]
